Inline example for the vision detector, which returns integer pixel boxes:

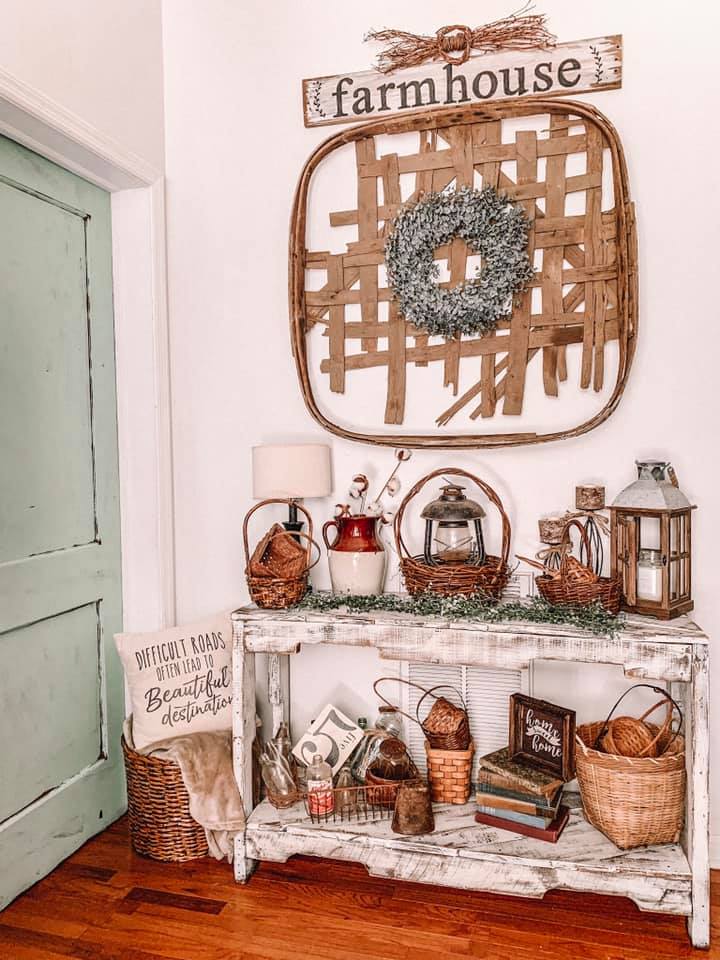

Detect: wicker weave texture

[425,740,474,804]
[575,722,685,849]
[122,737,208,862]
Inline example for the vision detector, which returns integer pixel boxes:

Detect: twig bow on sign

[366,4,557,73]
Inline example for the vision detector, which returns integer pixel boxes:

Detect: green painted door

[0,135,124,906]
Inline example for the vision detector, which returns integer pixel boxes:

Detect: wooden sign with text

[509,693,576,781]
[303,36,621,128]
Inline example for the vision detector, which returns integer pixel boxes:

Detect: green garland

[384,185,534,339]
[296,591,622,638]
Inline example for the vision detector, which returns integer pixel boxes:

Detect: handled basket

[535,518,621,613]
[243,499,319,609]
[393,467,511,599]
[374,677,471,750]
[575,685,685,849]
[122,734,208,862]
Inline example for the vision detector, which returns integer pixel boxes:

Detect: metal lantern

[421,483,486,566]
[610,461,694,619]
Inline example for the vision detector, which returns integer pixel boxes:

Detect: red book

[474,804,570,843]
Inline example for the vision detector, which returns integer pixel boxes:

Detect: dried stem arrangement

[366,5,556,73]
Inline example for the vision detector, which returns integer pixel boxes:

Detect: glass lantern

[610,461,694,619]
[421,483,486,566]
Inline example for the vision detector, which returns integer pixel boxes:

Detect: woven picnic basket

[535,518,622,613]
[393,467,511,599]
[575,686,686,849]
[243,498,319,608]
[122,734,208,862]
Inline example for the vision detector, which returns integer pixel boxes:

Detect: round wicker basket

[122,736,208,862]
[393,467,511,599]
[243,499,319,609]
[535,518,621,613]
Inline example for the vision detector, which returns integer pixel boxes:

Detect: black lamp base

[283,501,304,541]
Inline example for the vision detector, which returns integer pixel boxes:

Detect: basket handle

[242,498,314,567]
[259,530,321,576]
[558,517,593,579]
[393,467,510,568]
[373,677,434,728]
[415,684,468,727]
[592,683,683,755]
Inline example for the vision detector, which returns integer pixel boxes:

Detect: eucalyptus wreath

[384,185,535,339]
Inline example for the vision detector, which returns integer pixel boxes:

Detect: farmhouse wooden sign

[303,36,622,128]
[508,693,576,780]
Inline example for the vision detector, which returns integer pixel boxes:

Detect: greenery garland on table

[384,185,535,339]
[297,592,622,638]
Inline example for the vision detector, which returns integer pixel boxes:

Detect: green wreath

[384,185,535,339]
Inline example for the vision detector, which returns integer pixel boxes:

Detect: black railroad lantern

[421,483,486,566]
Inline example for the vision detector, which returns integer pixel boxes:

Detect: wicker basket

[425,740,474,804]
[243,499,319,609]
[394,468,511,599]
[122,735,208,862]
[575,686,686,849]
[374,677,471,751]
[535,518,621,613]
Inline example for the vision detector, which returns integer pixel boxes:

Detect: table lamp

[252,443,332,535]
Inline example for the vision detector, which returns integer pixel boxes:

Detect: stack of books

[474,747,569,842]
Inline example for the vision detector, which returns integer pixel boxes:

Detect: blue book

[476,804,554,829]
[476,778,562,812]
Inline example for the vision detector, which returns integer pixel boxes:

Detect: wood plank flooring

[0,816,716,959]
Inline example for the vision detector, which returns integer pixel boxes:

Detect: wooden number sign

[290,98,637,448]
[291,703,364,774]
[508,693,576,780]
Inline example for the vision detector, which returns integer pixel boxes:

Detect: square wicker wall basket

[290,98,637,448]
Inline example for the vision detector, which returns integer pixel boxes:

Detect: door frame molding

[0,64,176,631]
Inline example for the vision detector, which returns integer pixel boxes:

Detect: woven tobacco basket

[243,499,320,609]
[393,467,511,598]
[575,685,686,849]
[535,517,621,613]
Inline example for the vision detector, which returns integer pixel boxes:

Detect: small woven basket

[243,499,319,609]
[575,686,686,849]
[535,518,621,613]
[425,740,474,804]
[122,735,208,862]
[394,467,511,599]
[374,677,471,751]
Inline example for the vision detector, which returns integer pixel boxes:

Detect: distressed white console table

[231,603,710,948]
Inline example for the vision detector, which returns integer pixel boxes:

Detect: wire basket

[393,467,511,599]
[302,782,420,823]
[243,499,320,609]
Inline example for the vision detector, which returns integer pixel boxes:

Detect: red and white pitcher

[322,513,386,595]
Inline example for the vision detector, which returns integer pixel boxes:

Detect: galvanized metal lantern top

[611,461,692,512]
[420,484,486,522]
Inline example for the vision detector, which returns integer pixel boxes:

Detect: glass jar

[637,547,663,601]
[351,706,403,782]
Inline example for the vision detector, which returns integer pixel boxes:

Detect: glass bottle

[306,753,334,817]
[335,764,356,819]
[273,722,292,762]
[351,706,403,783]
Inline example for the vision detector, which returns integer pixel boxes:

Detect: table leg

[268,652,287,736]
[684,645,710,948]
[232,620,257,883]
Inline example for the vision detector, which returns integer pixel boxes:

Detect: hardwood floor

[0,816,716,959]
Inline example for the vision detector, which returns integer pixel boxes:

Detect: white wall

[0,0,165,170]
[162,0,720,844]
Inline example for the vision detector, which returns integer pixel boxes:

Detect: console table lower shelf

[239,792,691,917]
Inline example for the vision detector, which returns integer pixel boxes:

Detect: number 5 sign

[292,704,364,774]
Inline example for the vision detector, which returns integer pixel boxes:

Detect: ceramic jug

[322,514,386,596]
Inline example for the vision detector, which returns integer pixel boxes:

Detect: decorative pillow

[115,612,233,749]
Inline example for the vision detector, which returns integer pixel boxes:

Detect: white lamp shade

[252,443,332,499]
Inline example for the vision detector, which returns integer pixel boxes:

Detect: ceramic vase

[322,514,386,596]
